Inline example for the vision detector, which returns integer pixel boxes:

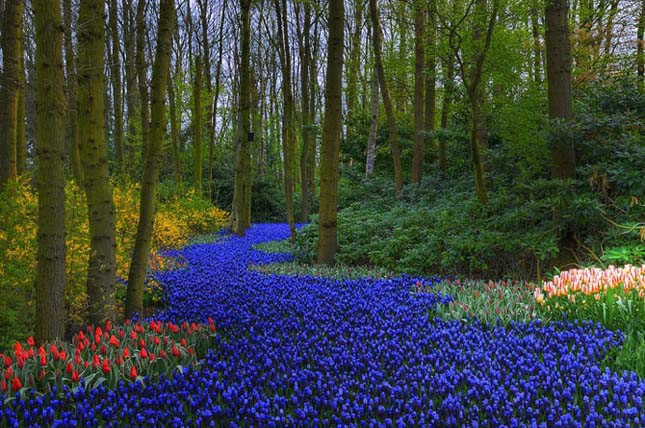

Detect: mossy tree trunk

[33,0,67,343]
[317,0,344,265]
[109,0,125,179]
[0,0,24,189]
[63,0,83,188]
[78,0,117,325]
[231,0,252,236]
[275,0,296,241]
[192,53,203,196]
[136,0,149,171]
[425,3,437,174]
[545,0,576,179]
[298,1,314,223]
[125,0,175,319]
[369,0,403,195]
[411,0,425,185]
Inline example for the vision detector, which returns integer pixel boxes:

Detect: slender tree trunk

[369,0,403,194]
[346,0,363,138]
[531,8,542,84]
[275,0,297,240]
[231,0,252,236]
[16,29,26,176]
[0,0,24,189]
[33,0,67,342]
[207,0,228,198]
[125,0,175,319]
[124,0,138,174]
[438,58,454,173]
[167,73,182,187]
[63,0,83,187]
[193,54,203,195]
[545,0,576,179]
[109,0,125,179]
[299,1,313,222]
[317,0,344,265]
[425,5,437,173]
[365,67,379,177]
[411,0,425,184]
[638,0,645,83]
[136,0,149,172]
[78,0,117,325]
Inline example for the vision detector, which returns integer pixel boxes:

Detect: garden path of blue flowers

[4,223,645,427]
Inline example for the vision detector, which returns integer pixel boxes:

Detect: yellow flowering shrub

[0,180,228,349]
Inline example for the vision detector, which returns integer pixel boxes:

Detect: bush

[0,181,228,349]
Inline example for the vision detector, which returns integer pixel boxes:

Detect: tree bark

[365,67,379,177]
[299,1,314,222]
[125,0,175,319]
[16,33,26,176]
[33,0,67,342]
[109,0,125,179]
[124,0,138,174]
[638,0,645,83]
[167,70,182,188]
[63,0,83,187]
[192,53,203,195]
[545,0,576,179]
[0,0,24,189]
[369,0,403,194]
[231,0,252,236]
[425,3,437,174]
[275,0,297,240]
[411,0,425,184]
[78,0,117,325]
[136,0,149,172]
[438,58,454,173]
[317,0,344,265]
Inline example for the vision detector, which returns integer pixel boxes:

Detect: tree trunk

[365,67,379,177]
[345,0,363,138]
[531,8,542,84]
[207,0,228,198]
[0,0,24,189]
[192,53,203,195]
[425,4,437,173]
[16,36,26,176]
[125,0,175,319]
[438,58,454,173]
[109,0,125,179]
[124,0,138,175]
[299,1,313,222]
[167,72,182,188]
[33,0,67,342]
[411,1,425,184]
[136,0,149,173]
[317,0,344,265]
[78,0,117,325]
[275,0,297,240]
[231,0,252,236]
[369,0,403,194]
[63,0,83,187]
[638,0,645,83]
[545,0,576,179]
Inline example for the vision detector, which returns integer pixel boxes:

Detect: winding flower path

[3,224,645,427]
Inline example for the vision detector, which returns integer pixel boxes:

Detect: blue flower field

[2,224,644,427]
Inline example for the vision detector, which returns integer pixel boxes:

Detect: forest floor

[152,223,642,426]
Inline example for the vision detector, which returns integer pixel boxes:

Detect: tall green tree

[0,0,24,189]
[33,0,67,342]
[126,0,176,318]
[317,0,344,265]
[77,0,117,325]
[231,0,252,236]
[192,53,203,196]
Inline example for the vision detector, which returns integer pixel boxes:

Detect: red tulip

[0,381,5,391]
[95,326,103,343]
[71,370,80,383]
[180,338,187,347]
[101,359,111,374]
[129,365,138,379]
[3,355,11,368]
[93,355,100,368]
[40,354,47,367]
[65,362,73,374]
[140,348,148,359]
[109,335,120,348]
[123,347,130,358]
[27,337,35,347]
[105,320,112,332]
[11,377,22,391]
